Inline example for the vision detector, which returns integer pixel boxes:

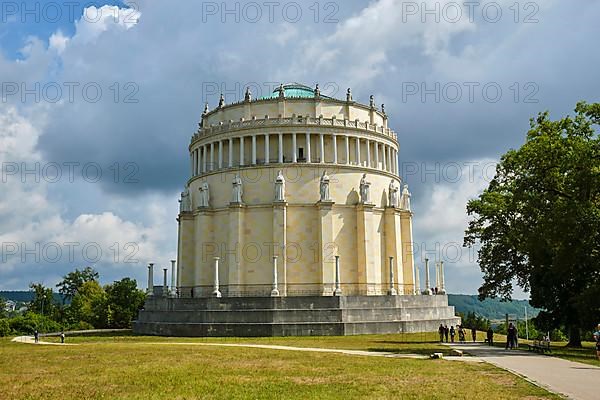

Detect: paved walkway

[444,342,599,400]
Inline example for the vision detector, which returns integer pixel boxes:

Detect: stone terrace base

[133,295,460,337]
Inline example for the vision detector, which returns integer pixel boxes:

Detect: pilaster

[384,207,403,294]
[356,203,378,295]
[272,201,287,296]
[317,200,335,295]
[227,203,245,296]
[194,208,213,297]
[400,210,415,294]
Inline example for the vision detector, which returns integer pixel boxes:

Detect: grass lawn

[0,334,561,400]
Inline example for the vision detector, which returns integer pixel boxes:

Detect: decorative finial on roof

[244,87,252,102]
[218,93,225,109]
[314,83,320,98]
[346,88,352,102]
[369,95,375,109]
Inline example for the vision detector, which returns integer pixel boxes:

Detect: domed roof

[259,83,335,100]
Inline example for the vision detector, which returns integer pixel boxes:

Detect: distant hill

[0,291,64,304]
[448,294,540,320]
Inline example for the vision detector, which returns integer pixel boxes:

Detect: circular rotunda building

[134,83,459,336]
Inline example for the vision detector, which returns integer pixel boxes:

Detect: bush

[8,313,62,335]
[0,318,11,337]
[66,321,95,331]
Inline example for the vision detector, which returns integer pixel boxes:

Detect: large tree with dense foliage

[464,102,600,347]
[105,278,146,328]
[56,266,100,303]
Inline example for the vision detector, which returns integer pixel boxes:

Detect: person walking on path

[471,327,477,342]
[60,331,65,344]
[593,324,600,360]
[486,327,494,346]
[438,324,445,343]
[33,330,39,344]
[450,326,456,343]
[506,323,517,349]
[444,325,449,342]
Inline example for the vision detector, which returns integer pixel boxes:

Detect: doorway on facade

[298,147,305,162]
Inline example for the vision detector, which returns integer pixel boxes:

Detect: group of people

[438,324,478,343]
[505,322,519,350]
[32,330,65,344]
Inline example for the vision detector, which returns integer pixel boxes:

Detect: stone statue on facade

[359,173,371,204]
[369,95,375,109]
[278,83,285,99]
[319,170,331,202]
[203,102,209,116]
[198,182,210,208]
[232,174,243,203]
[274,170,285,202]
[400,184,411,211]
[218,93,224,109]
[314,83,320,98]
[179,186,191,213]
[346,88,352,102]
[389,179,399,208]
[244,87,252,102]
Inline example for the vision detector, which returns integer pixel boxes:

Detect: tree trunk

[567,325,582,348]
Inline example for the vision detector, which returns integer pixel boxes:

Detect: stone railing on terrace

[192,116,397,143]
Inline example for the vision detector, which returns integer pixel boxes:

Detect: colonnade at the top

[190,132,398,177]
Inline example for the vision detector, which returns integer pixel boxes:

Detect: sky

[0,0,599,298]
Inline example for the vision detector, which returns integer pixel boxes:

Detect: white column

[264,134,270,164]
[382,145,387,171]
[239,136,245,166]
[212,257,222,298]
[228,138,233,168]
[391,149,396,173]
[440,261,446,294]
[305,133,311,163]
[271,256,279,296]
[319,133,324,163]
[333,135,338,164]
[218,141,223,169]
[162,268,168,298]
[202,145,207,173]
[190,151,195,176]
[334,255,342,296]
[278,133,283,163]
[210,142,215,171]
[424,258,432,295]
[415,265,420,295]
[366,139,371,167]
[196,149,200,175]
[355,137,360,166]
[374,142,379,169]
[345,135,350,164]
[292,133,297,163]
[170,259,176,296]
[387,146,392,172]
[251,135,257,165]
[147,263,154,295]
[388,257,397,295]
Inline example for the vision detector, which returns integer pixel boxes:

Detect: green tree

[56,266,99,303]
[67,281,109,328]
[464,102,600,347]
[0,297,7,318]
[105,278,145,328]
[28,283,58,318]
